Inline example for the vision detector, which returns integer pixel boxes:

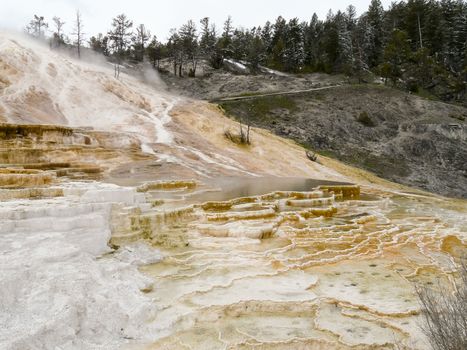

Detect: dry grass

[416,259,467,350]
[224,123,251,145]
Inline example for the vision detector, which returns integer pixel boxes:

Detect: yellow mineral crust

[130,183,466,350]
[0,169,55,188]
[137,180,197,192]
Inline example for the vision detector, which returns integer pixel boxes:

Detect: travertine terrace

[0,32,466,350]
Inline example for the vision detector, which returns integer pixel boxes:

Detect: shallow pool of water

[150,176,349,204]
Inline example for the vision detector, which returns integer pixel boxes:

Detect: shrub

[416,259,467,350]
[356,111,375,127]
[224,123,250,145]
[306,150,318,162]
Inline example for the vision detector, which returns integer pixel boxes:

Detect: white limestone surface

[0,182,162,350]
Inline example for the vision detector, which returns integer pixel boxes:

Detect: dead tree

[306,150,318,162]
[239,121,251,144]
[52,16,65,47]
[72,10,84,58]
[133,24,150,62]
[26,15,48,38]
[108,14,133,79]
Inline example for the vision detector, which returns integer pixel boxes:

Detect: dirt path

[211,85,342,102]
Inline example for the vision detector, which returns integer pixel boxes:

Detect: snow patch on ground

[224,59,250,73]
[259,65,289,77]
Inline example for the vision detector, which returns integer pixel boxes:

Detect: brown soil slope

[217,84,467,198]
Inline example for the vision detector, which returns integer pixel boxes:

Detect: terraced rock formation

[1,126,466,350]
[1,32,466,350]
[0,123,153,189]
[128,182,465,350]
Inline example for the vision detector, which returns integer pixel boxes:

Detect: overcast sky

[1,0,393,41]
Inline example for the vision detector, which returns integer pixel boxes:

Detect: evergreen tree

[261,21,273,55]
[248,30,266,70]
[345,5,358,31]
[335,11,354,74]
[219,16,234,57]
[146,36,163,69]
[179,20,199,76]
[379,29,411,85]
[199,17,223,68]
[405,0,428,50]
[199,17,217,58]
[304,13,324,70]
[322,10,339,72]
[132,24,150,62]
[24,1,467,103]
[89,34,109,56]
[167,29,183,76]
[230,28,249,61]
[270,16,287,69]
[283,18,305,71]
[353,15,373,81]
[451,0,467,72]
[423,1,443,54]
[107,14,133,77]
[367,0,384,67]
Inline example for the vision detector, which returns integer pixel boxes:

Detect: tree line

[25,0,466,101]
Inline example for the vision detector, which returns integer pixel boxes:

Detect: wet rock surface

[130,180,465,350]
[2,161,466,350]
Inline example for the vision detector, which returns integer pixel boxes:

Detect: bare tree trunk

[114,62,121,79]
[192,58,198,76]
[417,13,423,49]
[73,10,84,59]
[239,121,243,141]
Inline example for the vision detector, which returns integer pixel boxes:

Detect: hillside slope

[0,33,348,183]
[219,84,467,198]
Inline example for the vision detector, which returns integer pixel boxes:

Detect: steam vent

[0,33,466,350]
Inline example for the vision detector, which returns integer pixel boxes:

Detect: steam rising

[0,30,172,146]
